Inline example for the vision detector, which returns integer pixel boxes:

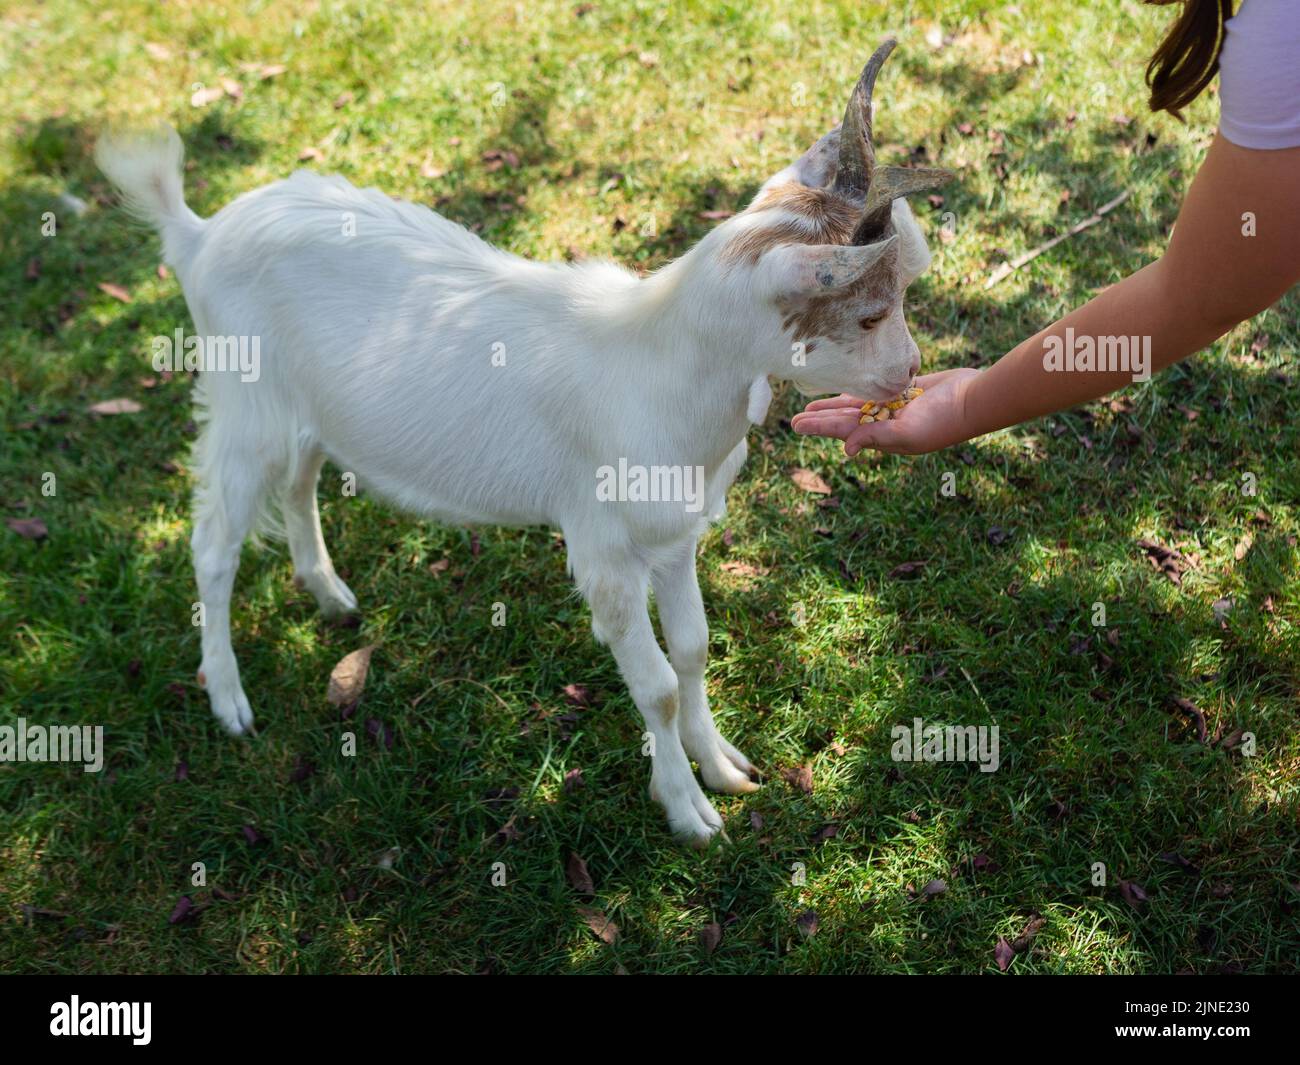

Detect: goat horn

[833,37,897,199]
[850,165,957,245]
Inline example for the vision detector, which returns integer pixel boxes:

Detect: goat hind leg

[652,541,758,794]
[192,444,268,735]
[284,443,357,617]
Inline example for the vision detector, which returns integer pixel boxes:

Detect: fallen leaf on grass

[561,682,593,708]
[910,879,946,901]
[1118,880,1148,909]
[168,896,196,924]
[481,147,520,171]
[1170,696,1208,744]
[1138,538,1190,586]
[795,910,819,939]
[7,517,48,540]
[577,906,618,944]
[699,921,723,953]
[190,85,225,107]
[994,913,1046,969]
[566,852,595,896]
[1216,727,1245,751]
[888,560,927,579]
[327,645,376,711]
[790,467,832,495]
[1011,914,1046,952]
[720,560,769,580]
[1158,851,1201,875]
[994,936,1015,971]
[1233,532,1253,561]
[781,764,813,794]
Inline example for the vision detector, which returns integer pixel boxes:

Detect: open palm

[790,368,980,456]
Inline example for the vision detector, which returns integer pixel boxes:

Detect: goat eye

[858,314,885,331]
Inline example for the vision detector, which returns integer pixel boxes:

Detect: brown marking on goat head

[719,183,861,267]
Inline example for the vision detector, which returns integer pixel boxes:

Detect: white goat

[97,39,950,845]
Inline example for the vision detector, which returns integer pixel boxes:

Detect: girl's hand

[790,367,981,456]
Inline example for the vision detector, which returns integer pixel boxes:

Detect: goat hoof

[701,757,761,795]
[296,569,359,617]
[205,677,254,735]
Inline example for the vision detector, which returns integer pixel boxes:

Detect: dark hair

[1145,0,1235,119]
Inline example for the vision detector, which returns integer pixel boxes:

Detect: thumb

[845,421,889,457]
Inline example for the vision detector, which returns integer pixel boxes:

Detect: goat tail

[95,124,204,267]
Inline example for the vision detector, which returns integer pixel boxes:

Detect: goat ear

[762,235,898,297]
[788,128,842,188]
[758,127,842,193]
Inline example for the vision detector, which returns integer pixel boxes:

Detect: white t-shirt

[1218,0,1300,149]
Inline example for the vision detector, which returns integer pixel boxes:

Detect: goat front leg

[652,540,758,794]
[576,558,724,847]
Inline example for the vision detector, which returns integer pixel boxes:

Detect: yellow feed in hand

[859,385,923,424]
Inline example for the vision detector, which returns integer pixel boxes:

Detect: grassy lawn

[2,0,1297,974]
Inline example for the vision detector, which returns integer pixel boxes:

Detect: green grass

[2,0,1298,974]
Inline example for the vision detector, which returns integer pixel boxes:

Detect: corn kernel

[859,385,923,427]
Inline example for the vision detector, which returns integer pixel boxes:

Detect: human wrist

[954,366,992,443]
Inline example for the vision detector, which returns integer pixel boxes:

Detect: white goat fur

[96,121,935,845]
